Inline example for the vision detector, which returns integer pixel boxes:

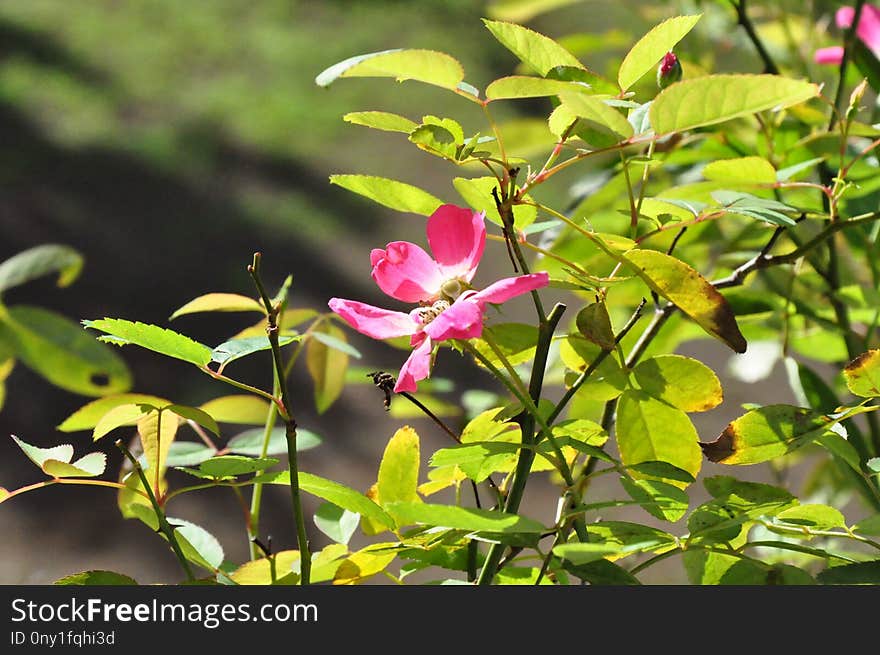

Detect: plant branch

[248,252,311,585]
[116,439,195,582]
[731,0,780,74]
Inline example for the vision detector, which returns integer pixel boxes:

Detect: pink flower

[329,204,549,393]
[815,4,880,64]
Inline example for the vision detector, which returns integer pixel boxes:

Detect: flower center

[440,278,463,301]
[417,299,450,325]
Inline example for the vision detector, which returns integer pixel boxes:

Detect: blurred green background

[0,0,847,584]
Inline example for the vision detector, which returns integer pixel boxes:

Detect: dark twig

[731,0,780,74]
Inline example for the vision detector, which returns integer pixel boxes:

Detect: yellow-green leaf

[576,301,615,351]
[621,249,746,353]
[485,75,591,100]
[388,501,545,534]
[138,409,178,483]
[169,293,265,320]
[330,174,443,216]
[843,349,880,397]
[556,92,634,145]
[617,15,702,91]
[58,393,168,432]
[650,74,819,134]
[315,49,464,91]
[483,19,583,76]
[377,426,421,519]
[703,156,777,184]
[453,176,536,229]
[775,504,846,530]
[306,323,349,413]
[343,111,417,133]
[42,452,107,478]
[0,244,83,294]
[632,354,723,412]
[199,395,271,425]
[616,390,702,488]
[93,403,152,441]
[700,404,871,465]
[231,550,300,585]
[333,543,398,585]
[1,307,132,396]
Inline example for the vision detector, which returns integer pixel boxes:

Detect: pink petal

[471,273,550,307]
[423,298,485,341]
[371,241,444,303]
[427,205,486,282]
[328,298,418,339]
[814,46,844,65]
[394,336,434,393]
[836,5,880,55]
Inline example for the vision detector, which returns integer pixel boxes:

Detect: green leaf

[483,19,583,76]
[198,455,278,478]
[632,354,723,412]
[92,403,152,441]
[254,470,394,529]
[712,190,798,227]
[315,49,465,91]
[210,334,299,367]
[408,124,459,159]
[169,293,266,320]
[700,404,869,465]
[168,404,219,437]
[0,356,13,413]
[626,460,695,484]
[11,434,73,469]
[843,349,880,397]
[560,558,641,585]
[556,92,634,146]
[615,390,702,487]
[576,301,616,351]
[330,174,443,216]
[83,318,212,367]
[10,435,106,478]
[57,393,169,432]
[683,550,768,585]
[164,442,216,467]
[776,157,825,181]
[0,244,83,294]
[169,517,224,571]
[314,502,360,545]
[650,74,819,134]
[377,426,421,512]
[310,330,362,358]
[306,323,349,413]
[0,306,131,396]
[42,452,107,478]
[560,336,628,401]
[774,504,846,530]
[199,395,270,425]
[853,515,880,536]
[453,176,537,229]
[334,543,398,585]
[227,427,321,456]
[621,249,746,353]
[555,521,676,563]
[55,570,137,586]
[389,501,544,534]
[472,323,538,368]
[617,15,702,91]
[343,111,417,133]
[485,75,591,100]
[703,156,776,184]
[621,477,689,522]
[818,562,880,585]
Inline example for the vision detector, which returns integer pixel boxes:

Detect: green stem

[248,387,278,560]
[116,439,195,583]
[476,303,567,585]
[248,253,311,585]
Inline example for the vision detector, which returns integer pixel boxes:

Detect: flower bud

[657,51,682,89]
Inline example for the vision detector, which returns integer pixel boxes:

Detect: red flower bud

[657,51,683,89]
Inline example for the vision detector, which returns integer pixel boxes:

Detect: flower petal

[836,5,880,56]
[423,298,484,341]
[814,45,844,64]
[371,241,444,303]
[328,298,417,339]
[471,272,550,306]
[394,336,434,393]
[427,205,486,282]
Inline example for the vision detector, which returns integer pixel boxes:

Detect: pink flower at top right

[815,4,880,65]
